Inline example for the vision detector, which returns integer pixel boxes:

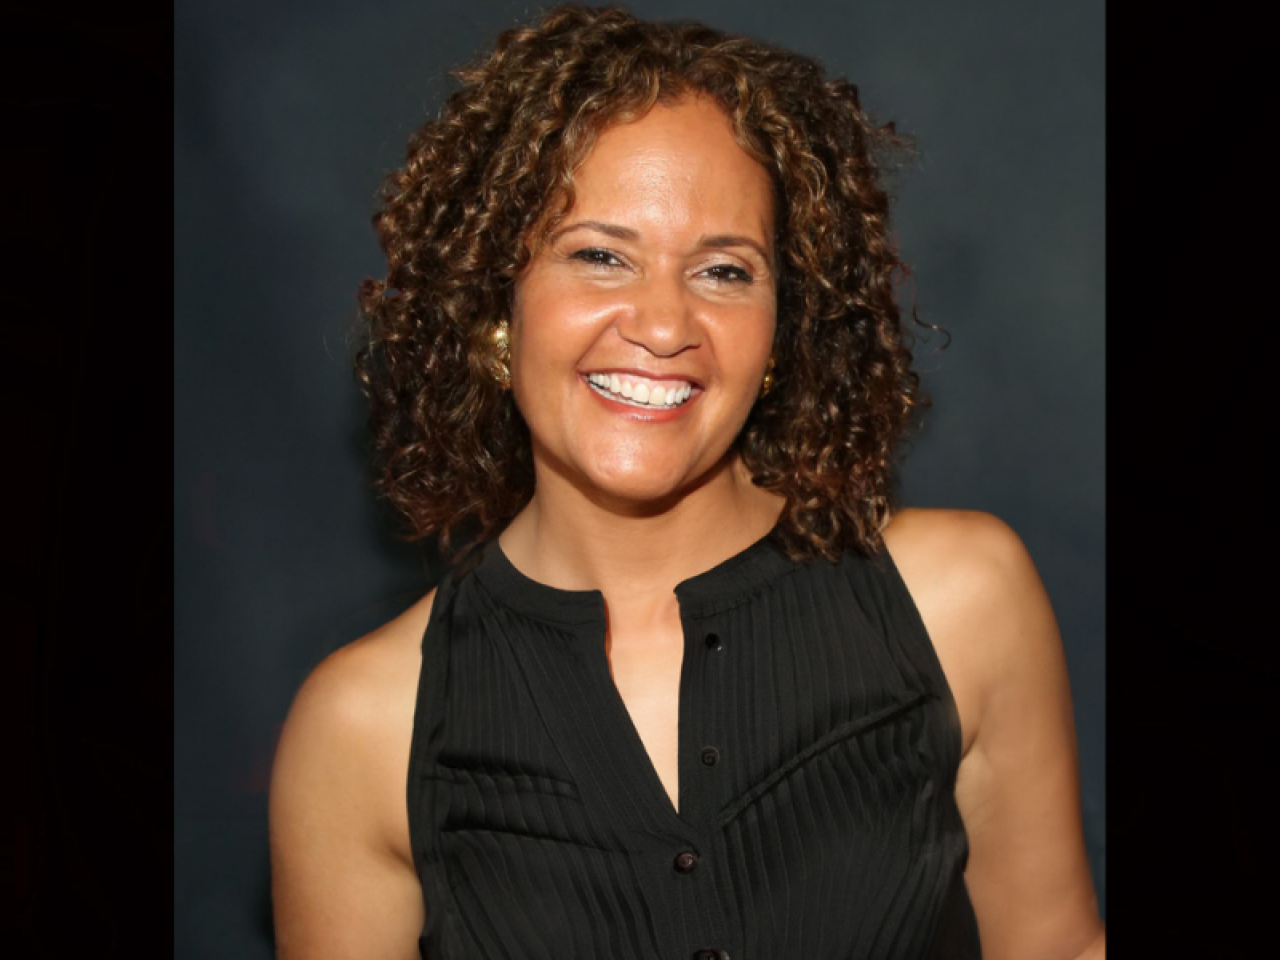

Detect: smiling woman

[507,98,778,515]
[268,5,1104,960]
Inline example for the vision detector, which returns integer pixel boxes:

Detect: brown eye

[572,248,624,267]
[703,263,753,284]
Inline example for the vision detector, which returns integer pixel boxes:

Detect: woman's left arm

[885,510,1104,960]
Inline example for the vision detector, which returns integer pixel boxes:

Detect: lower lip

[582,378,699,422]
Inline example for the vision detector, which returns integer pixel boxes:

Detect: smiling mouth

[584,372,696,409]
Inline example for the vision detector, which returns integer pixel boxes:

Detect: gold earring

[488,321,511,389]
[760,354,777,397]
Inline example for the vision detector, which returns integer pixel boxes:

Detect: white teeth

[584,374,695,409]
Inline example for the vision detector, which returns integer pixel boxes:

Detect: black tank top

[407,531,981,959]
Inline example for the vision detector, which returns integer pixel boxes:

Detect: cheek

[511,279,593,358]
[726,307,777,377]
[509,287,558,377]
[508,297,583,429]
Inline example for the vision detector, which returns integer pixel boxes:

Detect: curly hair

[356,3,927,562]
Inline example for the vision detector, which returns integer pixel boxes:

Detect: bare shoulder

[885,510,1103,958]
[882,507,1035,591]
[881,509,1056,753]
[319,586,439,715]
[268,587,437,960]
[276,585,438,805]
[882,507,1050,646]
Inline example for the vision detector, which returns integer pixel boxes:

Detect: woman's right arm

[269,590,436,960]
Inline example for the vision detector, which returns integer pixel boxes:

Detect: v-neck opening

[591,633,688,825]
[469,526,792,832]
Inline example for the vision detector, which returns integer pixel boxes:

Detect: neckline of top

[472,524,799,627]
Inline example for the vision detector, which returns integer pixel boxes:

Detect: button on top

[700,746,720,766]
[673,850,699,873]
[693,951,728,960]
[704,632,723,651]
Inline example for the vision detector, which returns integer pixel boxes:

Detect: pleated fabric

[408,531,981,960]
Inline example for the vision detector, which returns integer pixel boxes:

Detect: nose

[614,273,700,358]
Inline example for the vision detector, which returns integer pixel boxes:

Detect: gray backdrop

[174,0,1104,955]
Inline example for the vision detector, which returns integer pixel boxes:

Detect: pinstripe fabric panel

[407,533,981,959]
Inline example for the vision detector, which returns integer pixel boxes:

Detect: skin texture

[508,95,778,520]
[269,97,1104,959]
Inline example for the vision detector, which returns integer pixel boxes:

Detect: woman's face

[510,95,778,507]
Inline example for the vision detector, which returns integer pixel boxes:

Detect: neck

[498,452,783,615]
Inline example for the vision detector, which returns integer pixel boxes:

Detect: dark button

[704,632,723,651]
[700,746,720,766]
[673,850,699,873]
[693,951,729,960]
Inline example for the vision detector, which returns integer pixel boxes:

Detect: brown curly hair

[356,3,926,562]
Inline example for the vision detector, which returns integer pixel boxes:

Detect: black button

[704,632,722,651]
[693,952,728,960]
[673,850,699,873]
[701,747,720,766]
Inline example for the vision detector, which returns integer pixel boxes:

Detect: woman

[269,5,1104,959]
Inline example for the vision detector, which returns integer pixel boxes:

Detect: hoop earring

[488,321,511,389]
[760,354,777,398]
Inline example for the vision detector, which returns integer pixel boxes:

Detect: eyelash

[572,248,624,268]
[703,264,753,284]
[570,248,754,284]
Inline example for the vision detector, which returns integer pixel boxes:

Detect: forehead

[564,97,776,239]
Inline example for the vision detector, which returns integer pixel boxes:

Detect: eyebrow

[552,220,640,243]
[552,220,774,268]
[700,233,774,268]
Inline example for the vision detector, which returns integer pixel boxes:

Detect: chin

[582,466,688,506]
[576,450,732,510]
[532,433,735,510]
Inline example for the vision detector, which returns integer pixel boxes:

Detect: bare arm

[885,510,1104,960]
[269,591,436,960]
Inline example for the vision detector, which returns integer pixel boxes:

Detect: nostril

[615,290,700,354]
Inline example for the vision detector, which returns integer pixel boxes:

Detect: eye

[570,247,625,268]
[701,263,754,284]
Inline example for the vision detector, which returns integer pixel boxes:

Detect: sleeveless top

[407,531,982,960]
